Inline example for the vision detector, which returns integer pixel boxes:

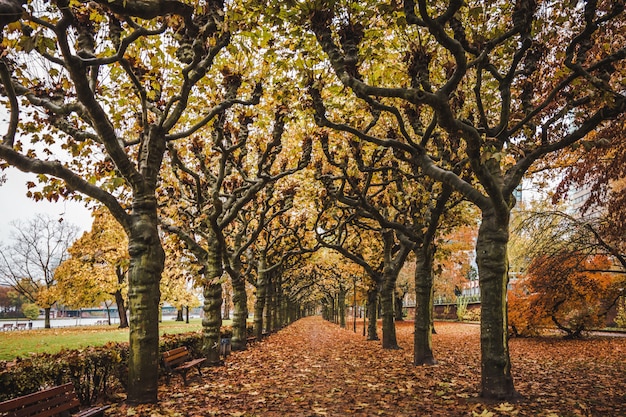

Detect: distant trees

[55,208,130,328]
[0,214,78,328]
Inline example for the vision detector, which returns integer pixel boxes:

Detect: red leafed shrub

[509,252,621,338]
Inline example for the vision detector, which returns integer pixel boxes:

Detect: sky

[0,167,94,243]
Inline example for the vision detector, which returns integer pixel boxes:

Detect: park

[0,0,625,415]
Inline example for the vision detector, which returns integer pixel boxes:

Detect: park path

[107,316,626,417]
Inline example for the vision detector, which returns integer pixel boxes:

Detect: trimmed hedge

[0,330,231,404]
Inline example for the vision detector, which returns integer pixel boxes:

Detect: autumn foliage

[104,317,626,417]
[509,252,621,338]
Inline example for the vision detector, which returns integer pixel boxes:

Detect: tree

[55,207,130,328]
[160,106,311,362]
[303,0,625,399]
[0,214,78,328]
[0,0,262,403]
[513,253,621,338]
[509,207,626,337]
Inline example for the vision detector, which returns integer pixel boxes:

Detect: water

[1,317,121,330]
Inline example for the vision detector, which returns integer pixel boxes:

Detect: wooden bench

[162,347,205,386]
[2,323,13,331]
[15,323,27,330]
[0,382,109,417]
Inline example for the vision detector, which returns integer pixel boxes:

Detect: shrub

[22,303,40,320]
[463,307,481,322]
[0,331,204,403]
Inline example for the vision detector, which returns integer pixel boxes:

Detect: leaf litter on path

[109,317,626,416]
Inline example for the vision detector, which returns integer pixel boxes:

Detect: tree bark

[44,307,51,329]
[476,208,516,399]
[414,244,437,365]
[394,291,404,321]
[380,269,399,349]
[366,286,379,341]
[254,259,267,339]
[222,285,231,320]
[338,287,347,328]
[230,270,248,350]
[202,240,223,365]
[126,199,164,404]
[115,267,129,329]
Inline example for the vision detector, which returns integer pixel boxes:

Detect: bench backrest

[162,347,193,369]
[0,383,80,417]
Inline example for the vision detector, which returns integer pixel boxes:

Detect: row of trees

[0,0,624,404]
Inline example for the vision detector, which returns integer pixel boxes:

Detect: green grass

[0,319,227,361]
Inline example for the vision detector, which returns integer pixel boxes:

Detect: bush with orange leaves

[508,252,622,338]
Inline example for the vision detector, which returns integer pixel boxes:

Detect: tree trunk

[230,270,248,351]
[115,293,129,329]
[476,208,516,399]
[253,259,267,339]
[273,275,282,329]
[176,308,183,321]
[222,285,231,320]
[414,244,437,365]
[380,269,399,349]
[44,307,51,329]
[202,240,223,365]
[338,287,347,328]
[126,202,165,404]
[115,266,129,329]
[394,291,404,321]
[366,286,379,341]
[263,275,274,333]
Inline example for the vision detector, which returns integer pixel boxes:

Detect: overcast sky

[0,167,93,243]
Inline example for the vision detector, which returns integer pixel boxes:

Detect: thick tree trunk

[253,261,267,339]
[230,271,248,351]
[414,245,437,365]
[476,208,516,399]
[201,237,223,365]
[176,308,183,321]
[338,287,346,328]
[380,269,399,349]
[394,291,404,321]
[202,281,223,365]
[44,307,51,329]
[126,202,164,404]
[366,286,379,341]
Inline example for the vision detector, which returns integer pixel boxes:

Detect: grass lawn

[0,319,231,361]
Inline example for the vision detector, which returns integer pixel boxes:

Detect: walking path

[108,316,625,417]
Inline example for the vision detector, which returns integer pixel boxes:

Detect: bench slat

[0,382,107,417]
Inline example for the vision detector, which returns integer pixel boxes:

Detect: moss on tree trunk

[126,204,164,404]
[230,271,248,350]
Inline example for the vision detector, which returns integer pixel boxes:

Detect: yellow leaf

[495,403,516,412]
[472,410,494,417]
